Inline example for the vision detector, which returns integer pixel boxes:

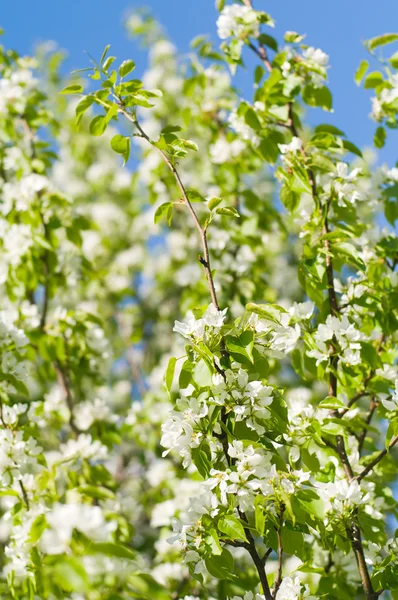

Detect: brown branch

[358,398,377,454]
[248,42,272,73]
[119,108,220,310]
[19,480,30,511]
[347,520,380,600]
[246,529,273,600]
[55,361,80,436]
[272,507,285,598]
[355,435,398,483]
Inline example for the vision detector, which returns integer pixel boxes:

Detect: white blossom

[217,4,260,40]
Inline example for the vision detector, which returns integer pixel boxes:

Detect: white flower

[288,301,314,320]
[74,397,117,431]
[210,137,246,164]
[376,364,397,382]
[381,379,398,411]
[173,314,205,340]
[275,576,306,599]
[217,4,260,40]
[317,479,368,514]
[173,304,226,340]
[302,46,329,66]
[385,167,398,182]
[307,315,364,366]
[203,303,228,328]
[271,323,300,354]
[278,136,302,154]
[40,503,116,555]
[59,434,108,462]
[335,162,362,181]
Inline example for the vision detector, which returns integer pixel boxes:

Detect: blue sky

[3,0,398,164]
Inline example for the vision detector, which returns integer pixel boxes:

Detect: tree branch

[358,398,377,454]
[272,507,285,598]
[55,361,80,436]
[119,108,220,310]
[355,434,398,482]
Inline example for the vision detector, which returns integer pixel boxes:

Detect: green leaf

[315,124,345,136]
[187,190,206,203]
[367,33,398,51]
[60,84,83,95]
[206,528,223,555]
[154,202,173,226]
[258,136,279,164]
[216,206,240,218]
[89,542,136,561]
[281,528,305,559]
[208,197,223,211]
[205,548,234,580]
[119,59,136,78]
[389,51,398,69]
[255,502,265,534]
[89,115,107,136]
[342,139,363,157]
[53,558,88,592]
[333,241,365,271]
[103,56,116,72]
[258,33,278,52]
[165,356,177,395]
[280,184,300,212]
[193,359,212,388]
[218,515,247,542]
[129,574,170,600]
[100,44,111,64]
[255,65,264,85]
[191,445,212,478]
[225,331,254,364]
[363,71,384,89]
[374,126,386,149]
[318,397,346,410]
[246,303,285,324]
[244,107,261,131]
[75,95,95,125]
[302,84,332,111]
[78,485,115,500]
[355,60,369,85]
[110,134,131,164]
[161,125,182,134]
[30,515,47,543]
[360,342,382,369]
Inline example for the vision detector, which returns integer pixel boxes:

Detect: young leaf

[355,60,369,85]
[367,33,398,51]
[89,115,108,136]
[119,59,136,78]
[218,515,247,542]
[110,134,131,164]
[60,84,83,95]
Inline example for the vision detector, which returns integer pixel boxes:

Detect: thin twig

[119,108,220,310]
[355,435,398,482]
[273,507,285,598]
[358,398,377,454]
[55,361,80,436]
